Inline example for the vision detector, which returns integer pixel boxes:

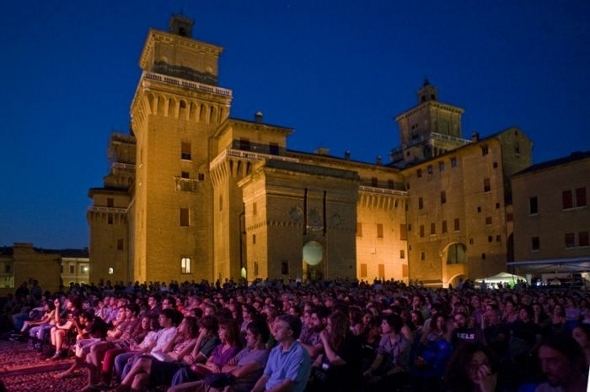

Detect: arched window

[446,243,466,264]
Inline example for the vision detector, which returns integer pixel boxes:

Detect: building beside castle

[88,16,533,287]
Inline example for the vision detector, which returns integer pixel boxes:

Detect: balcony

[143,71,232,98]
[175,177,199,192]
[88,206,127,214]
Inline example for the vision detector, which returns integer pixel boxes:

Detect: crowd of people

[1,278,589,392]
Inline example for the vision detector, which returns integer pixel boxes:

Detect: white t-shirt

[151,326,177,353]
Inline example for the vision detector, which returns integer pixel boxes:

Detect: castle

[88,16,532,287]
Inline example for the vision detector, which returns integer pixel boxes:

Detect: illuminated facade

[88,16,532,287]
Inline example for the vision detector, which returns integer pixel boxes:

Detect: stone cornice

[139,29,223,71]
[395,101,464,121]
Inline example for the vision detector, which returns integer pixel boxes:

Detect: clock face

[289,206,303,223]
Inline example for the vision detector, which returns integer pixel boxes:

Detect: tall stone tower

[129,15,232,282]
[391,80,469,165]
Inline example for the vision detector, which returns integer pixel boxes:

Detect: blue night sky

[0,0,589,249]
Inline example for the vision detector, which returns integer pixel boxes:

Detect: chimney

[471,131,480,142]
[344,150,351,160]
[254,111,264,123]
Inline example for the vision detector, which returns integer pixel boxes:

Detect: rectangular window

[107,198,114,207]
[117,239,124,251]
[529,197,538,214]
[440,191,446,204]
[400,224,407,240]
[418,197,424,209]
[565,232,576,248]
[107,214,113,225]
[377,224,384,239]
[371,177,378,187]
[180,208,190,227]
[239,138,251,151]
[419,225,425,237]
[69,265,75,274]
[80,265,85,273]
[269,143,279,155]
[219,194,223,212]
[485,216,492,225]
[378,264,385,279]
[181,141,191,160]
[252,234,256,244]
[576,187,587,207]
[496,235,501,242]
[281,261,289,275]
[531,237,540,251]
[483,178,491,192]
[417,169,422,178]
[454,218,460,231]
[356,223,363,237]
[400,249,405,259]
[253,202,257,216]
[181,257,191,274]
[388,180,394,189]
[198,173,205,181]
[181,171,190,179]
[421,251,426,261]
[442,220,448,233]
[451,157,457,168]
[360,264,368,278]
[481,145,489,156]
[439,161,445,172]
[579,232,589,247]
[430,223,436,235]
[563,190,573,209]
[427,165,433,174]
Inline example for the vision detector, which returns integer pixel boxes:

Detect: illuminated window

[181,257,191,274]
[180,208,190,226]
[181,141,191,160]
[531,237,540,251]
